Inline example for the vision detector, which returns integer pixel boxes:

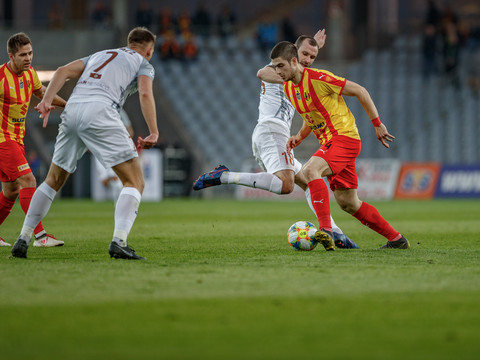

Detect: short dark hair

[270,41,298,62]
[127,27,156,47]
[295,35,318,49]
[7,32,32,55]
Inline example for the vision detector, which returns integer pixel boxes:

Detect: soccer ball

[287,221,318,251]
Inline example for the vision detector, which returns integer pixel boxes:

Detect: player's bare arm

[257,65,284,84]
[287,121,312,152]
[136,74,159,149]
[36,59,85,127]
[313,29,327,48]
[342,79,395,148]
[33,85,67,108]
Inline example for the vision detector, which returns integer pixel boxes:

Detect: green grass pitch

[1,198,479,360]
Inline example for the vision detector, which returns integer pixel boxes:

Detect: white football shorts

[252,121,302,175]
[52,101,138,173]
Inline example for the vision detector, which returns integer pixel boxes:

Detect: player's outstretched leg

[353,202,410,250]
[333,232,360,249]
[314,229,335,251]
[193,165,229,190]
[377,235,410,249]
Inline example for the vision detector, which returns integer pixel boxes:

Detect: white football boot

[0,237,11,246]
[33,234,64,247]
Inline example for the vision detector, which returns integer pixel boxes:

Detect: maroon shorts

[312,135,361,191]
[0,140,31,182]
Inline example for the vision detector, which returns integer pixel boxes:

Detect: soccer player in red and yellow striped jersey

[270,41,410,250]
[0,32,66,247]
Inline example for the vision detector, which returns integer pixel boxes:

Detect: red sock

[307,179,331,231]
[19,187,45,235]
[0,191,16,226]
[353,202,400,241]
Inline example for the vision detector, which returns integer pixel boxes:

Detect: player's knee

[281,181,295,194]
[302,163,320,182]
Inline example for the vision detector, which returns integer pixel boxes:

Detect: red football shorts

[0,140,31,182]
[312,135,361,191]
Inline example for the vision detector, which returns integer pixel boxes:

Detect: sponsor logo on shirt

[309,122,325,130]
[20,104,28,116]
[18,163,30,171]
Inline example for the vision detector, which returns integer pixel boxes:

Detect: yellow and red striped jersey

[283,67,360,145]
[0,63,42,145]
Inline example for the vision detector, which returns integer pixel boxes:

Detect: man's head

[127,27,156,61]
[7,32,33,74]
[295,36,319,68]
[270,41,301,82]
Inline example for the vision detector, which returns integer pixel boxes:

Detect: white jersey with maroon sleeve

[68,47,155,109]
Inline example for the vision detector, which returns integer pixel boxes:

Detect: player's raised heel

[193,165,229,190]
[378,236,410,249]
[11,237,29,258]
[108,242,146,260]
[314,229,335,251]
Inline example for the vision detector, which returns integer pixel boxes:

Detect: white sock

[20,182,57,244]
[305,188,343,234]
[330,216,343,234]
[221,171,283,195]
[305,188,315,214]
[113,187,141,247]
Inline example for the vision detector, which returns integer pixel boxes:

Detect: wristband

[371,117,382,127]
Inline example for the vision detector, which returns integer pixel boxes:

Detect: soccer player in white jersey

[193,30,358,249]
[12,27,159,260]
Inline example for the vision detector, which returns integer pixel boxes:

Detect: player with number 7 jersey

[12,27,159,260]
[69,47,154,111]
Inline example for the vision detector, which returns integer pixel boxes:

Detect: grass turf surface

[1,198,479,359]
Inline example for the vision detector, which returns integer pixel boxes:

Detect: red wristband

[371,117,381,127]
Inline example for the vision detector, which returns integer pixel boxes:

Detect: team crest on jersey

[304,92,310,101]
[18,163,30,172]
[296,89,301,100]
